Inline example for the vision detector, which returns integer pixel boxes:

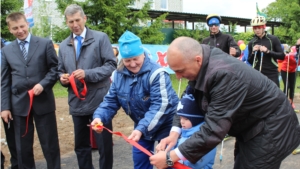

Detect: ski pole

[259,52,264,72]
[220,140,224,162]
[285,53,290,96]
[252,51,258,68]
[177,78,182,97]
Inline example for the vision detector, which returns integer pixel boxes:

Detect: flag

[256,2,267,18]
[24,0,34,27]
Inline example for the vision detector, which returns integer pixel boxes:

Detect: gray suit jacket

[58,28,117,116]
[1,35,58,116]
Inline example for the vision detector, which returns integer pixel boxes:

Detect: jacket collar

[67,27,94,46]
[210,30,222,38]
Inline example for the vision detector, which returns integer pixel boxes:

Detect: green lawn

[53,73,300,98]
[53,82,68,98]
[280,73,300,93]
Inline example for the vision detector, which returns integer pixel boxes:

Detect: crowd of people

[1,4,300,169]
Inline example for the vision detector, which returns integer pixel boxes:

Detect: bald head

[168,37,202,63]
[167,37,203,81]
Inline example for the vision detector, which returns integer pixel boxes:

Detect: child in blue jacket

[174,93,216,169]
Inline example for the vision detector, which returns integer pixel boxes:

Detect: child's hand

[91,118,103,133]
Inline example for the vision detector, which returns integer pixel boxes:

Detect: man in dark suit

[1,38,18,169]
[1,12,61,169]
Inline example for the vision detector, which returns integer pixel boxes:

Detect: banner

[24,0,34,27]
[256,2,267,18]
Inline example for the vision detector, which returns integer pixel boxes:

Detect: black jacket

[173,45,300,164]
[247,32,284,76]
[202,31,241,57]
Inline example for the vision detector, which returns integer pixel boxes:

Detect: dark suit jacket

[1,35,58,116]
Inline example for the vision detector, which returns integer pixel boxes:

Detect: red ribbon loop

[22,89,34,137]
[69,73,87,100]
[93,125,191,169]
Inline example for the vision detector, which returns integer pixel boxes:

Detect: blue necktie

[76,36,82,61]
[20,41,27,60]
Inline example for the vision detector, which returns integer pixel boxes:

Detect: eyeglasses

[208,23,220,27]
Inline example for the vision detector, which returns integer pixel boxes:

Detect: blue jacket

[241,45,251,66]
[176,123,216,169]
[93,55,179,141]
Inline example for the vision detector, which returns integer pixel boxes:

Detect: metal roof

[130,8,283,27]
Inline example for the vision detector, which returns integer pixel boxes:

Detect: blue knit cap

[118,30,144,59]
[177,94,204,127]
[208,18,220,25]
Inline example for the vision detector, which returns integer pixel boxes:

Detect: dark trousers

[72,115,113,169]
[1,151,4,169]
[2,119,18,169]
[132,139,155,169]
[13,110,61,169]
[281,71,296,101]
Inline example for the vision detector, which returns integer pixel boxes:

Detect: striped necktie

[20,41,27,60]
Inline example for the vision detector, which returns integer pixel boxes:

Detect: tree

[1,0,22,40]
[54,0,167,44]
[264,0,300,45]
[31,0,51,38]
[173,23,209,43]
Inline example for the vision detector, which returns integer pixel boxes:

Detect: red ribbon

[69,73,87,100]
[22,89,34,137]
[93,125,191,169]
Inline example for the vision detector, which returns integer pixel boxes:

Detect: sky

[183,0,276,19]
[182,0,276,31]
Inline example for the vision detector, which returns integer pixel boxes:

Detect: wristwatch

[166,151,174,167]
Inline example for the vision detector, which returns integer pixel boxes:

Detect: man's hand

[260,45,269,53]
[229,47,237,56]
[91,118,103,133]
[60,73,70,85]
[73,69,85,80]
[1,110,13,123]
[32,83,44,96]
[156,131,180,152]
[128,130,142,142]
[253,45,261,52]
[150,151,168,169]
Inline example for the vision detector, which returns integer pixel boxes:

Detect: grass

[280,73,300,93]
[53,73,300,99]
[53,82,68,98]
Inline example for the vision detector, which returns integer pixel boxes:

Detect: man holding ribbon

[58,4,117,169]
[1,12,60,168]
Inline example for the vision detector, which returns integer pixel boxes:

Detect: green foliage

[173,23,209,42]
[264,0,300,45]
[0,0,22,40]
[136,13,168,44]
[54,0,167,44]
[52,25,71,43]
[233,31,255,44]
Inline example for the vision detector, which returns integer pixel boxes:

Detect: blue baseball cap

[118,30,144,59]
[208,18,220,25]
